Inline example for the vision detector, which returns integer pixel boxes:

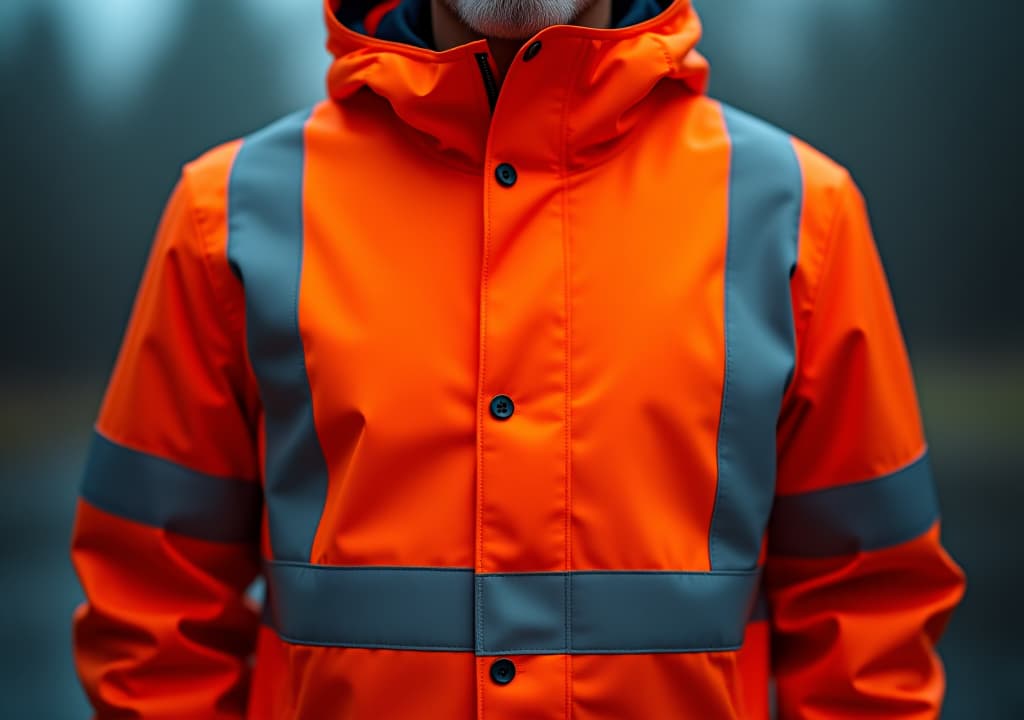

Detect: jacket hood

[321,0,709,167]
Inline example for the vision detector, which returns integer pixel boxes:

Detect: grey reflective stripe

[710,104,803,570]
[768,452,940,557]
[478,570,759,654]
[227,108,328,562]
[265,562,760,654]
[80,431,261,543]
[267,563,475,651]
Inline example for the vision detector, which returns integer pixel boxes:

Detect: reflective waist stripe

[265,561,761,655]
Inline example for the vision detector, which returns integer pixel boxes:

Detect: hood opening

[321,0,710,168]
[333,0,673,50]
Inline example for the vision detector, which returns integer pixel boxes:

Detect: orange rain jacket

[71,0,966,717]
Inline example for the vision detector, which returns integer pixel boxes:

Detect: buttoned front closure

[494,163,517,187]
[474,33,582,572]
[285,4,773,719]
[489,394,515,420]
[490,658,516,685]
[471,29,586,720]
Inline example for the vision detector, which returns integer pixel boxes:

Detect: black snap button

[489,394,515,420]
[495,163,517,187]
[523,41,542,61]
[490,658,516,685]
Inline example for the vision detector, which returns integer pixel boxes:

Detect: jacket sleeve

[71,155,263,719]
[768,165,966,719]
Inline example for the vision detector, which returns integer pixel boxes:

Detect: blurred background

[1,0,1020,716]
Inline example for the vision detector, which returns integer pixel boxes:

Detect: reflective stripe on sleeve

[768,452,940,557]
[80,430,262,543]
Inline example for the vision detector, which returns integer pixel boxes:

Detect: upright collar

[323,0,709,168]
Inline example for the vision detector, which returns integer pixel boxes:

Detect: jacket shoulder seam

[178,160,247,337]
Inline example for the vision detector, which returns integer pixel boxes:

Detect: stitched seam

[181,163,246,337]
[267,560,475,572]
[654,34,676,76]
[475,569,757,581]
[788,168,849,406]
[477,103,494,720]
[710,101,734,572]
[479,156,492,577]
[93,426,257,484]
[270,630,743,655]
[292,111,328,565]
[476,576,484,654]
[182,155,267,471]
[782,137,803,401]
[478,644,745,654]
[273,633,474,652]
[560,39,589,720]
[774,447,929,500]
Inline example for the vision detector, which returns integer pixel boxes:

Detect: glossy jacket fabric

[71,0,966,717]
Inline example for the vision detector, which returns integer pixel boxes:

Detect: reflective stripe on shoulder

[79,430,262,543]
[264,562,762,655]
[710,103,803,570]
[227,107,329,563]
[768,451,940,557]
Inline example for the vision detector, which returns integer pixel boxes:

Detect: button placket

[475,34,576,720]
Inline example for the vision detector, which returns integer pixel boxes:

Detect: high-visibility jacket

[71,0,966,717]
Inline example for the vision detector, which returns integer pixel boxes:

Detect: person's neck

[430,0,613,80]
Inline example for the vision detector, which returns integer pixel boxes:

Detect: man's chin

[468,21,549,40]
[448,0,582,40]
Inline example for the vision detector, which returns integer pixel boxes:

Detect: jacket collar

[322,0,708,168]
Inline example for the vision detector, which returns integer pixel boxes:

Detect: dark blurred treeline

[1,0,325,376]
[2,0,1022,379]
[701,1,1023,355]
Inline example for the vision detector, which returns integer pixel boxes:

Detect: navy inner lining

[341,0,667,49]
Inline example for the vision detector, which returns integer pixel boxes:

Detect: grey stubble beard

[444,0,598,39]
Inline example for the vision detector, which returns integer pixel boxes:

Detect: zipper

[474,52,499,113]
